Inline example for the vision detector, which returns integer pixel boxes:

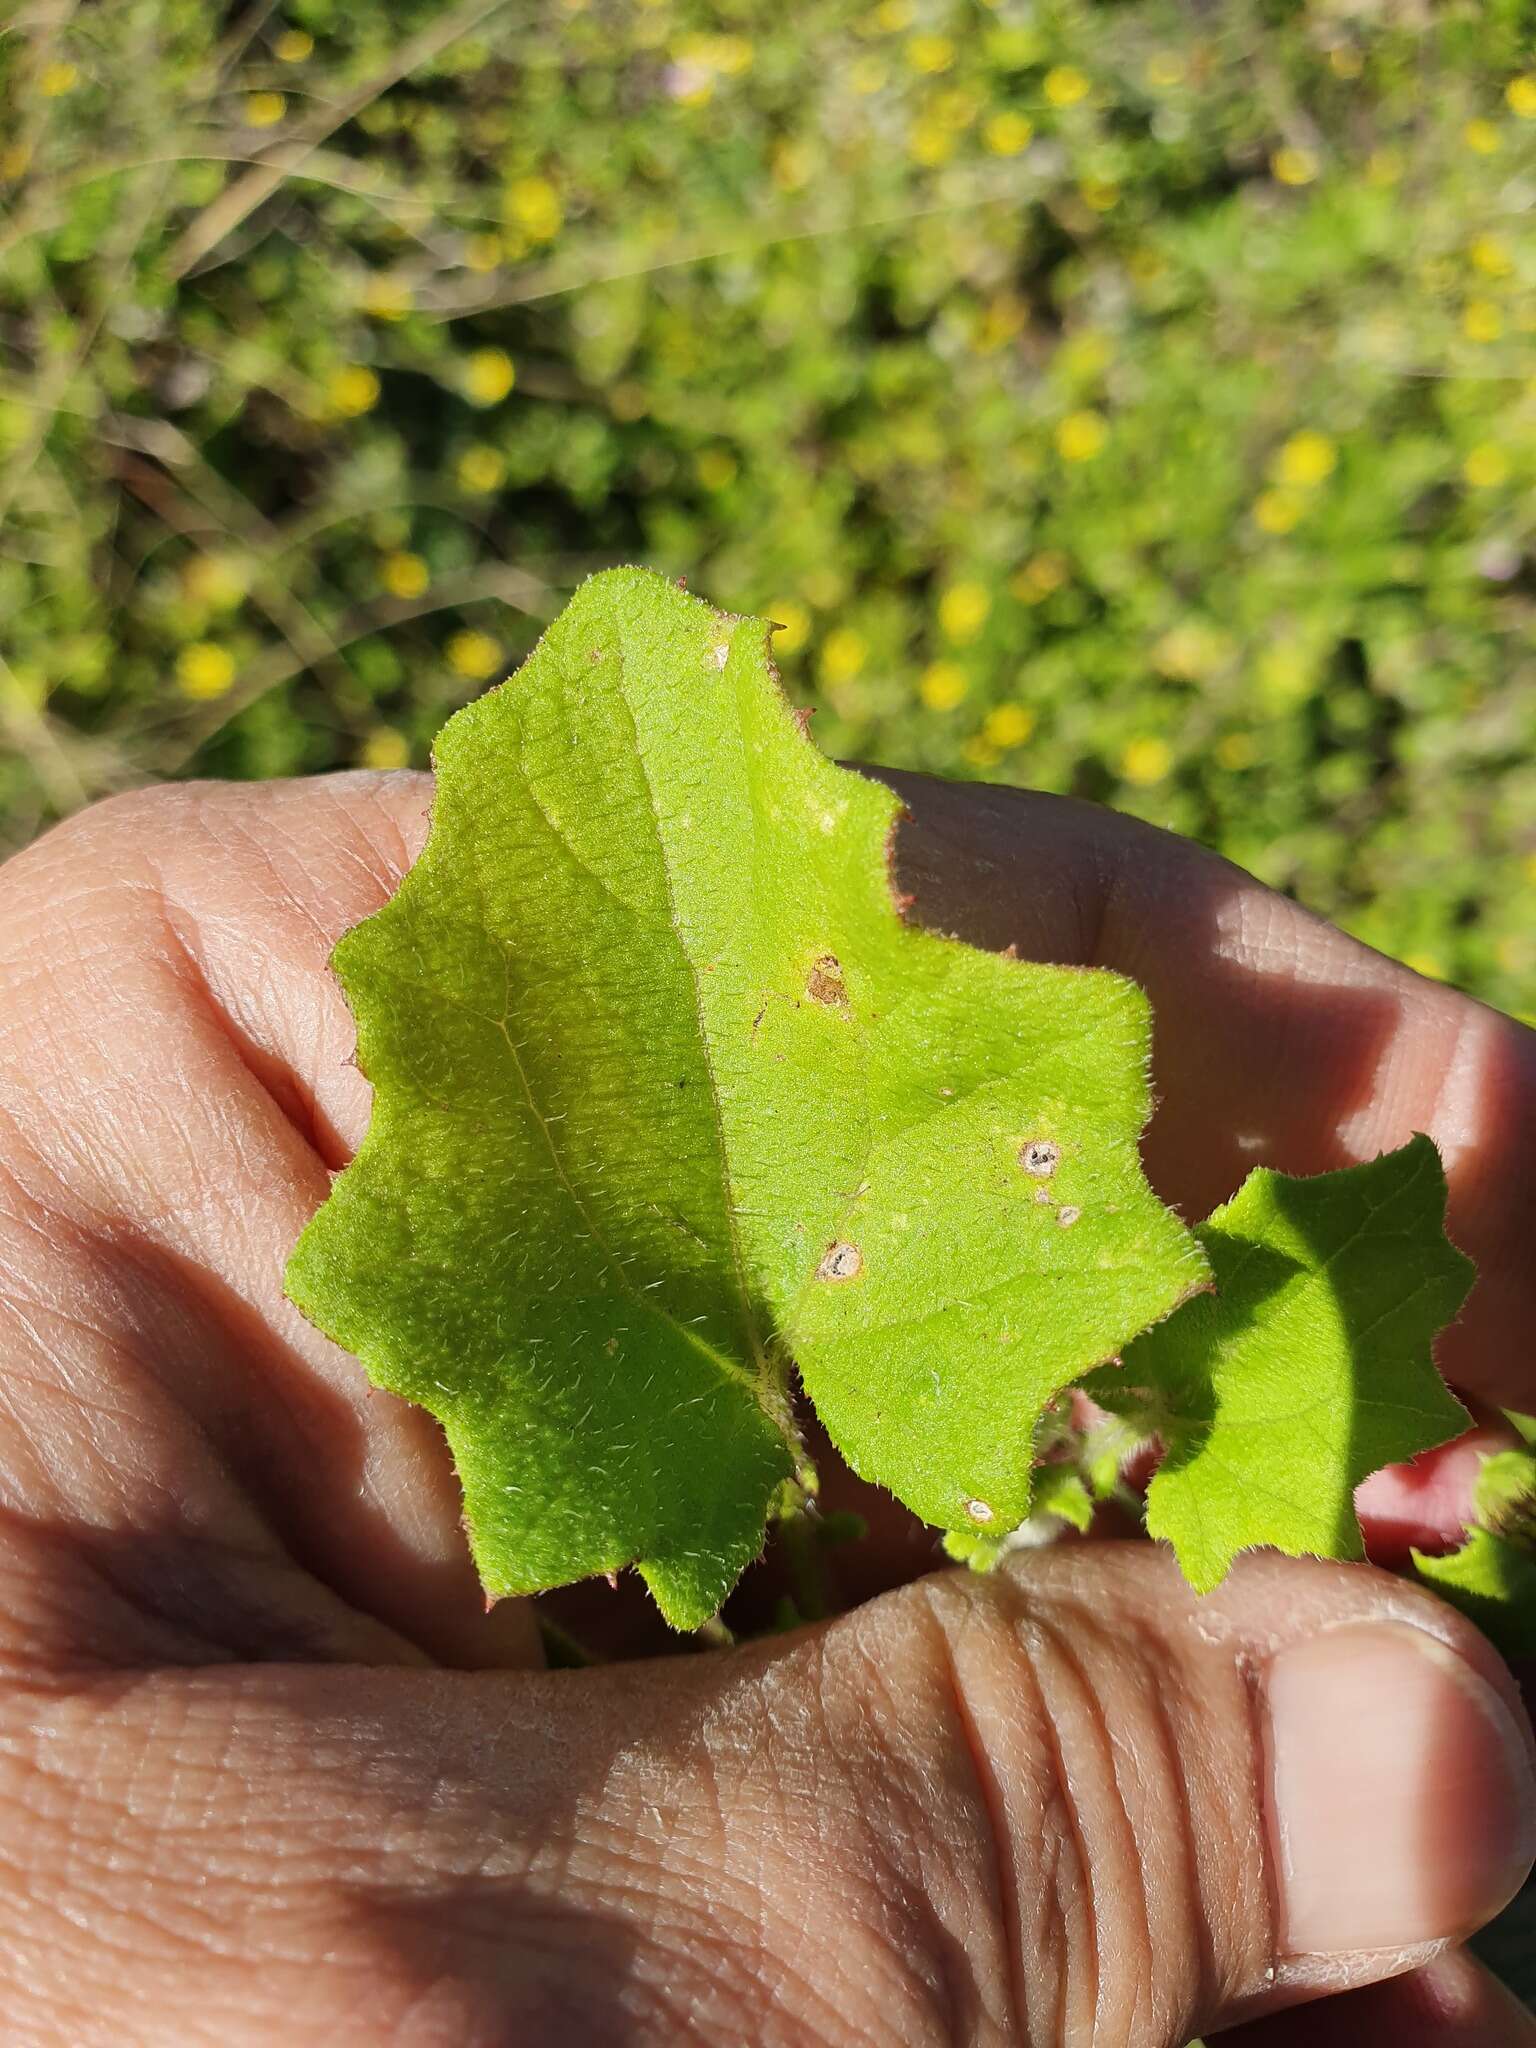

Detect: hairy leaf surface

[1091,1137,1472,1592]
[1413,1449,1536,1661]
[286,567,1206,1625]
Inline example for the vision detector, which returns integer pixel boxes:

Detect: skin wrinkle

[1122,1618,1222,2024]
[1022,1612,1113,2045]
[839,1648,992,2047]
[917,1586,1026,2046]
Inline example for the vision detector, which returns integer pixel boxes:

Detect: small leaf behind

[1093,1135,1473,1592]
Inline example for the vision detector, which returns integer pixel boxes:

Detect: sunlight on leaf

[286,567,1206,1625]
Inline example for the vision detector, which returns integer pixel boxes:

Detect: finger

[5,1545,1532,2044]
[0,774,538,1671]
[881,771,1536,1413]
[1220,1946,1536,2045]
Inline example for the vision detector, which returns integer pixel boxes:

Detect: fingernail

[1264,1621,1536,1955]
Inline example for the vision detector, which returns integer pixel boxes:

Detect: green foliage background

[2,0,1535,1020]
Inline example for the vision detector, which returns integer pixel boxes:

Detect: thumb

[25,1544,1534,2044]
[551,1543,1535,2045]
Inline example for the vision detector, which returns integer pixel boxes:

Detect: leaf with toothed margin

[285,566,1207,1628]
[1413,1449,1536,1662]
[1088,1137,1473,1594]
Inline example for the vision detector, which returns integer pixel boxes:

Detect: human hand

[0,769,1533,2046]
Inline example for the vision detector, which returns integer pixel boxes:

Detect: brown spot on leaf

[817,1241,863,1282]
[1020,1140,1062,1179]
[964,1497,995,1524]
[806,953,849,1008]
[1056,1205,1082,1228]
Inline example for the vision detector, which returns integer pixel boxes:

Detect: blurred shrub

[1,0,1534,1016]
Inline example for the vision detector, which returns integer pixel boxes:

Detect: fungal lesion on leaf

[816,1241,863,1282]
[805,952,850,1009]
[1019,1139,1062,1178]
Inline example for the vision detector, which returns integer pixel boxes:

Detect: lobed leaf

[286,567,1207,1626]
[1091,1136,1473,1592]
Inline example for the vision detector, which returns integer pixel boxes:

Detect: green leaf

[1413,1449,1536,1662]
[286,567,1206,1626]
[1091,1137,1472,1593]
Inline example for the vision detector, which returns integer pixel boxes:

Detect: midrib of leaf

[606,613,777,1410]
[451,817,765,1407]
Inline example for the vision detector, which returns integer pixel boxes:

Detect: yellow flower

[1463,299,1503,343]
[874,0,913,30]
[176,642,236,701]
[772,139,815,191]
[908,119,954,166]
[1059,329,1111,380]
[1152,621,1226,681]
[975,291,1027,351]
[938,581,992,645]
[463,347,516,406]
[1120,736,1172,786]
[1044,66,1090,108]
[1253,487,1305,534]
[933,87,979,132]
[504,175,562,243]
[819,627,867,686]
[182,553,250,609]
[984,111,1034,155]
[679,32,752,76]
[1145,52,1185,89]
[1328,46,1363,79]
[361,726,410,771]
[362,275,412,321]
[1470,234,1513,278]
[1463,443,1510,488]
[327,364,381,417]
[850,55,888,94]
[1257,643,1314,708]
[245,91,287,127]
[1270,146,1319,187]
[275,28,314,62]
[1079,176,1119,212]
[983,702,1035,749]
[38,61,79,96]
[1464,118,1501,154]
[694,446,738,491]
[906,33,954,73]
[1274,429,1337,486]
[767,601,810,656]
[1055,409,1107,462]
[960,735,1001,770]
[1010,550,1069,602]
[1216,731,1257,771]
[447,630,502,680]
[465,232,502,273]
[919,661,968,711]
[1507,74,1536,119]
[457,444,506,493]
[381,551,429,600]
